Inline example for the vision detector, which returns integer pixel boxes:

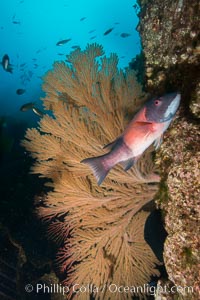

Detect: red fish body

[81,92,181,185]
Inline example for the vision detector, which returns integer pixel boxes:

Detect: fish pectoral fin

[121,157,136,171]
[153,135,163,150]
[128,121,156,134]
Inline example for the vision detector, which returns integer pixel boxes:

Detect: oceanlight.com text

[25,283,194,296]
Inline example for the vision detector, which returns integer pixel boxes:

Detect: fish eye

[154,99,161,106]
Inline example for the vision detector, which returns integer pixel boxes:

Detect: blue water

[0,0,140,124]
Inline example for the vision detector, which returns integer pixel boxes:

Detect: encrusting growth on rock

[156,114,200,300]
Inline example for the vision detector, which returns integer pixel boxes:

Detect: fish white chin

[164,93,181,119]
[5,60,8,69]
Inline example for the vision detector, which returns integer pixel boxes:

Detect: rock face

[137,0,200,299]
[156,116,200,299]
[137,0,200,116]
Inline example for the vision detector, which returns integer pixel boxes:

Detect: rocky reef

[156,115,200,299]
[137,0,200,299]
[137,0,200,115]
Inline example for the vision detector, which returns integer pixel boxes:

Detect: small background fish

[120,33,131,38]
[20,102,35,112]
[16,88,25,95]
[104,27,114,35]
[1,54,13,73]
[56,39,71,46]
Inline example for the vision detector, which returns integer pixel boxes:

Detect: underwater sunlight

[0,0,141,122]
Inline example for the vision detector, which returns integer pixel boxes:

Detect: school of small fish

[0,11,180,151]
[1,11,133,120]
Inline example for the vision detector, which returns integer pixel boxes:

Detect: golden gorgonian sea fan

[22,44,161,299]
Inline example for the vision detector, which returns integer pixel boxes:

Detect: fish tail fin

[81,155,111,185]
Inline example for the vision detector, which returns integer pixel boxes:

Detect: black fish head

[145,92,181,123]
[2,54,9,61]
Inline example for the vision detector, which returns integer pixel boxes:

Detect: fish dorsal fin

[103,138,120,150]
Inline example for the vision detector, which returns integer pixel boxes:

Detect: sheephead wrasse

[81,92,181,185]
